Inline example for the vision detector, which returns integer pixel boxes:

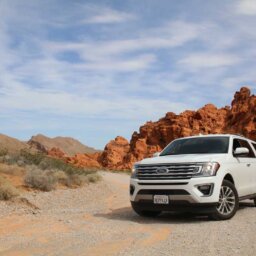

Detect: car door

[232,138,256,196]
[249,142,256,194]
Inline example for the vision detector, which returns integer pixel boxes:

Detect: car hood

[136,154,227,165]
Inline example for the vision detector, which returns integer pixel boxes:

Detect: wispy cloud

[236,0,256,15]
[45,21,203,72]
[178,53,241,71]
[83,7,135,24]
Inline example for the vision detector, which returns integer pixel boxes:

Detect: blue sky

[0,0,256,149]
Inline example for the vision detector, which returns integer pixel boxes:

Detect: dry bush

[0,176,19,200]
[53,170,68,185]
[65,174,87,187]
[84,173,102,183]
[0,148,8,157]
[24,167,57,191]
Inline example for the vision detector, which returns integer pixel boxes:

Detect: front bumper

[130,176,222,206]
[131,201,218,213]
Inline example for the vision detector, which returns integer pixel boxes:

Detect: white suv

[130,134,256,220]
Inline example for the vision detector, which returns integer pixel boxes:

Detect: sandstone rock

[99,136,130,169]
[66,153,101,168]
[47,147,67,158]
[99,87,256,170]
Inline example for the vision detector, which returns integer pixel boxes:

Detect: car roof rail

[232,133,246,138]
[232,134,256,142]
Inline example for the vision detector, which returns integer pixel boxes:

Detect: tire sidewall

[212,180,239,220]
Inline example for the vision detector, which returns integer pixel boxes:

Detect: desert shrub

[1,149,101,189]
[20,149,44,166]
[0,176,19,200]
[84,173,102,183]
[19,150,95,175]
[52,170,68,185]
[24,167,57,191]
[65,174,87,187]
[0,148,8,157]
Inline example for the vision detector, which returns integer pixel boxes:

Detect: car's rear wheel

[131,202,161,217]
[253,198,256,207]
[210,180,239,220]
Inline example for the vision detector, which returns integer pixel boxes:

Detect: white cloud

[78,54,156,71]
[44,21,203,72]
[0,81,188,120]
[48,21,202,56]
[178,53,241,71]
[236,0,256,15]
[83,8,135,24]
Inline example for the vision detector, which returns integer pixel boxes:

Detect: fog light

[130,185,135,195]
[197,184,213,196]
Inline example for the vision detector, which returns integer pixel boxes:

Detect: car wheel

[131,202,161,217]
[210,180,239,221]
[253,198,256,207]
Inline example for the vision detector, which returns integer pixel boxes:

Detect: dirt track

[0,171,256,256]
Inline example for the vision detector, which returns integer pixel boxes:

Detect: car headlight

[131,166,137,178]
[199,162,220,176]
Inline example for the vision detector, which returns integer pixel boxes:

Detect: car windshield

[160,136,229,156]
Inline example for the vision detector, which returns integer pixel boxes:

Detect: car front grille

[135,163,202,180]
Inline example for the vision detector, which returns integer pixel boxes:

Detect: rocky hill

[0,134,30,154]
[99,87,256,170]
[28,134,98,155]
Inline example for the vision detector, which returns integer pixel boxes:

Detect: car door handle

[247,163,251,167]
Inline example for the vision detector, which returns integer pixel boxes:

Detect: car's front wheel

[210,180,239,220]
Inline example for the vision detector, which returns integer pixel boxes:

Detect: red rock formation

[100,87,256,170]
[99,136,130,169]
[47,147,101,168]
[47,147,67,158]
[66,153,101,168]
[225,87,256,139]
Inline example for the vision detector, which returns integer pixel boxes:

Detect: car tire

[210,180,239,221]
[131,202,161,217]
[253,198,256,207]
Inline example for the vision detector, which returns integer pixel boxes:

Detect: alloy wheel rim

[217,186,236,215]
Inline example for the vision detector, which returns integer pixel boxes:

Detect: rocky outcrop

[100,87,256,170]
[46,147,101,168]
[47,147,67,158]
[225,87,256,139]
[66,153,101,168]
[99,136,130,169]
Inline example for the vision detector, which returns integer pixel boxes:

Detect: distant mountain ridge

[28,134,98,155]
[0,133,30,153]
[0,133,98,156]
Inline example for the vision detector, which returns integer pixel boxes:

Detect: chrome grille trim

[136,163,202,180]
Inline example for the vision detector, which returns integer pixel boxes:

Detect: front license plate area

[153,195,169,204]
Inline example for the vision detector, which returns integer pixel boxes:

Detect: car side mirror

[233,147,249,156]
[153,152,161,157]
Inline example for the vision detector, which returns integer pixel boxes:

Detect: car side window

[233,139,255,158]
[233,139,241,151]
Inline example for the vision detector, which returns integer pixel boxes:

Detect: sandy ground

[0,171,256,256]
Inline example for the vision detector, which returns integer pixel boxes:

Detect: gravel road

[0,171,256,256]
